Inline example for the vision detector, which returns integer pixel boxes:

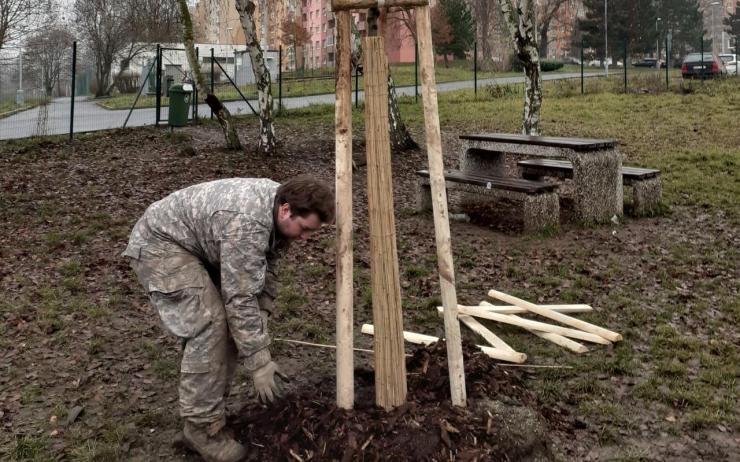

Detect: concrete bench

[460,133,623,224]
[518,159,661,216]
[416,169,559,232]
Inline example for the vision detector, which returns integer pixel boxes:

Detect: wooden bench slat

[460,133,617,151]
[416,169,556,194]
[518,159,660,180]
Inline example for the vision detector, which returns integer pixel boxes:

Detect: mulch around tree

[220,342,578,462]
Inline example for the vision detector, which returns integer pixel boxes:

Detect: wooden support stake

[435,307,515,352]
[331,0,428,11]
[361,325,526,363]
[479,302,588,354]
[438,304,593,315]
[416,3,466,408]
[458,306,611,344]
[335,10,354,410]
[364,36,407,410]
[488,289,622,342]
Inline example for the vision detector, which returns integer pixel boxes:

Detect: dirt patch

[224,342,570,462]
[0,122,737,461]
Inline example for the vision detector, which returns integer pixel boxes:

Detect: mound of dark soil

[227,342,578,461]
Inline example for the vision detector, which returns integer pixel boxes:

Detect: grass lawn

[95,61,587,110]
[1,76,738,461]
[0,97,51,118]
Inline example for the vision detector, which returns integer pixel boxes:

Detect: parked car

[633,57,666,68]
[681,53,727,79]
[719,54,738,76]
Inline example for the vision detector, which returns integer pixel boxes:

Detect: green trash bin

[168,84,193,127]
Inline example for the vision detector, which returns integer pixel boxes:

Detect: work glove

[252,360,289,404]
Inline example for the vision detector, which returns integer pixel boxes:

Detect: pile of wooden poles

[362,289,622,364]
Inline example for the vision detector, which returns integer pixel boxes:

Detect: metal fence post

[580,39,584,94]
[473,41,478,97]
[665,36,669,89]
[70,41,76,140]
[210,48,214,119]
[414,41,418,102]
[155,44,161,125]
[354,69,359,108]
[700,38,704,83]
[278,46,283,112]
[195,47,199,121]
[623,41,627,93]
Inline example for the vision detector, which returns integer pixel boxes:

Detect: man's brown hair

[276,175,335,223]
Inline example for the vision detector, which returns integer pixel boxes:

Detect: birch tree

[497,0,542,135]
[374,7,417,151]
[176,0,241,149]
[235,0,276,155]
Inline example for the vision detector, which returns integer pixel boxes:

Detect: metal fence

[1,38,737,142]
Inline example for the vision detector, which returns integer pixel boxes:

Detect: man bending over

[123,176,334,462]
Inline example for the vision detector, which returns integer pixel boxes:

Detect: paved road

[0,72,602,141]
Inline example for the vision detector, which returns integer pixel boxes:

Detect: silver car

[719,54,738,76]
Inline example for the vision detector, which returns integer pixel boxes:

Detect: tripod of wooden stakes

[332,0,467,410]
[331,0,624,413]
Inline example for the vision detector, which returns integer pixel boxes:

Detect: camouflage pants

[130,241,238,426]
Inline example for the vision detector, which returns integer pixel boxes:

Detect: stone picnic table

[459,133,623,223]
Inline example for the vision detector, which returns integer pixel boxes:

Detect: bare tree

[386,7,416,42]
[235,0,276,155]
[497,0,542,135]
[176,0,241,149]
[74,0,129,96]
[24,26,74,96]
[0,0,50,50]
[74,0,180,97]
[468,0,492,67]
[537,0,571,58]
[279,13,311,71]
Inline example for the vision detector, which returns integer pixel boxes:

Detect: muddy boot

[182,419,247,462]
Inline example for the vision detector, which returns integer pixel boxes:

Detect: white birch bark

[177,0,241,149]
[235,0,277,155]
[497,0,542,135]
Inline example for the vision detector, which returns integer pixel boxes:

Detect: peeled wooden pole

[479,302,588,354]
[435,307,516,352]
[416,4,466,407]
[361,325,526,363]
[458,306,611,344]
[334,10,354,410]
[438,304,593,315]
[440,304,590,352]
[364,36,407,410]
[488,289,622,342]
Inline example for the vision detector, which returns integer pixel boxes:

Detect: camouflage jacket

[123,178,282,361]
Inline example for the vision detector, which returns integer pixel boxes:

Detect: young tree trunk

[538,18,551,59]
[387,72,418,151]
[235,0,277,155]
[95,66,112,97]
[177,0,241,149]
[373,7,417,152]
[497,0,542,135]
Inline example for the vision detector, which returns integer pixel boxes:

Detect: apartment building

[701,0,737,55]
[301,0,416,69]
[541,0,583,60]
[192,0,417,71]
